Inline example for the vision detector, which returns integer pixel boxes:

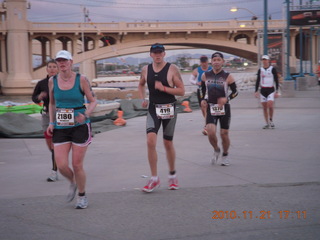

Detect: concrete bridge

[0,0,318,95]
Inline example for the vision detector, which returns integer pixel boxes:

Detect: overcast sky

[27,0,296,23]
[26,0,318,60]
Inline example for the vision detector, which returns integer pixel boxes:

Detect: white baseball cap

[261,55,270,60]
[55,50,72,60]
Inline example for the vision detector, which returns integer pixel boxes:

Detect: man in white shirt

[254,55,279,129]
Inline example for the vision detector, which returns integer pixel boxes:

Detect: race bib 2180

[56,108,75,126]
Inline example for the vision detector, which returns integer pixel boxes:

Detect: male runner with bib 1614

[138,43,185,193]
[201,52,238,166]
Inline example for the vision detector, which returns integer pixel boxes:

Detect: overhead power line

[30,0,261,9]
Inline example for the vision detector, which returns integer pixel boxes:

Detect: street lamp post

[82,6,89,53]
[230,7,257,19]
[263,0,268,55]
[285,0,293,80]
[230,4,268,55]
[81,6,89,77]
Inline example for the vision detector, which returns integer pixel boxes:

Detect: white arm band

[204,91,208,100]
[189,74,197,85]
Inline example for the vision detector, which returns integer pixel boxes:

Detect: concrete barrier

[93,88,140,100]
[281,80,295,97]
[306,75,318,87]
[296,77,307,91]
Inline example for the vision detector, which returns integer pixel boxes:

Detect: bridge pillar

[79,57,95,82]
[249,36,254,45]
[2,0,33,95]
[94,38,100,50]
[72,36,78,55]
[290,31,297,73]
[0,37,7,73]
[50,38,56,59]
[39,37,48,66]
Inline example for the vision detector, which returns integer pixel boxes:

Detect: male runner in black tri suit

[201,52,238,166]
[138,43,185,192]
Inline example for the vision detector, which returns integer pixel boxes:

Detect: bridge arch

[31,33,120,69]
[33,36,259,79]
[87,37,257,63]
[57,36,73,51]
[31,35,74,69]
[77,36,95,52]
[99,35,117,47]
[32,36,50,68]
[234,33,251,44]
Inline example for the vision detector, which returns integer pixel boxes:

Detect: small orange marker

[181,101,192,112]
[113,110,127,126]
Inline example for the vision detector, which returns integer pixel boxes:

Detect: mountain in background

[98,53,236,66]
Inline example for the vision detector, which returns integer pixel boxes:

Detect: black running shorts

[53,123,92,146]
[206,103,231,130]
[146,102,177,141]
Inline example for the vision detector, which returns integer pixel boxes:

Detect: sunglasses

[55,58,69,62]
[151,44,164,49]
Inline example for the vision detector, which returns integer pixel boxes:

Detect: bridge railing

[127,20,285,30]
[23,20,286,33]
[0,19,287,35]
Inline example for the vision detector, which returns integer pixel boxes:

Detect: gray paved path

[0,89,320,240]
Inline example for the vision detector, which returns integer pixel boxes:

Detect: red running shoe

[142,178,160,193]
[202,127,208,135]
[168,176,179,190]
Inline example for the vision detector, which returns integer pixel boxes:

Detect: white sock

[151,176,158,181]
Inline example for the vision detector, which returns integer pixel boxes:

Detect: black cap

[200,55,208,62]
[211,52,224,59]
[150,43,165,53]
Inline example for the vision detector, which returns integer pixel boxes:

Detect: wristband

[49,122,55,125]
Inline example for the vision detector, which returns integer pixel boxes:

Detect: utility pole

[285,0,293,80]
[82,6,89,53]
[263,0,268,55]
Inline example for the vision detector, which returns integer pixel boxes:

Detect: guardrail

[0,19,287,33]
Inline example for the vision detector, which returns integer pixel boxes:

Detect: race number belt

[209,103,225,116]
[155,103,174,119]
[56,108,75,126]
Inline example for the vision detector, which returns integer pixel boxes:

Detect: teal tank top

[53,73,89,129]
[197,66,212,83]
